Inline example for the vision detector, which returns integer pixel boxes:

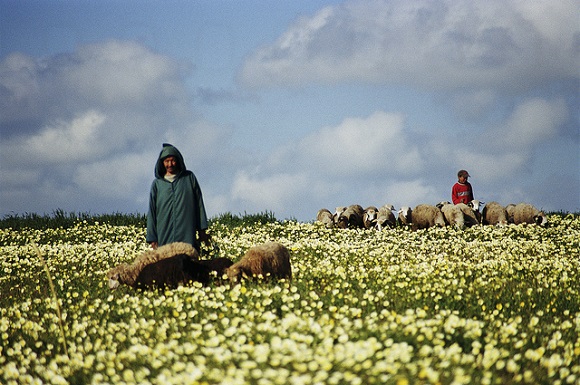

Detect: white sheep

[456,203,480,227]
[481,201,509,226]
[375,204,397,230]
[411,204,446,230]
[316,208,334,228]
[437,201,465,228]
[513,203,547,226]
[397,206,413,227]
[362,206,379,229]
[505,204,516,223]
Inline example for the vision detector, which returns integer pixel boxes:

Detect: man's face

[163,156,178,175]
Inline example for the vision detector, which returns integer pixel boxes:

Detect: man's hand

[150,241,158,249]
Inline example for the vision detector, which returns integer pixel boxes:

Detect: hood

[154,143,187,179]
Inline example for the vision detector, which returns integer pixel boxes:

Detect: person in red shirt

[452,169,474,204]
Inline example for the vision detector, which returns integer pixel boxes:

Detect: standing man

[147,143,210,250]
[451,169,474,205]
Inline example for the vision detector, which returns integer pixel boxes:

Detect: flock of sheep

[107,241,292,290]
[106,201,547,291]
[317,201,547,231]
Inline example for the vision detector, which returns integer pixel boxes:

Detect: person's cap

[457,170,470,177]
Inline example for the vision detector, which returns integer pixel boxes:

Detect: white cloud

[269,111,423,177]
[239,0,579,91]
[231,171,311,213]
[497,98,569,150]
[2,110,107,165]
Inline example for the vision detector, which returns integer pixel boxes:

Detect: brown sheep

[226,242,292,284]
[336,204,364,229]
[482,201,509,226]
[411,204,446,230]
[316,208,335,228]
[107,242,199,288]
[362,206,379,229]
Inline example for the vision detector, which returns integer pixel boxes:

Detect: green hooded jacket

[146,143,208,248]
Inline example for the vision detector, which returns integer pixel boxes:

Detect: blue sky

[1,0,578,221]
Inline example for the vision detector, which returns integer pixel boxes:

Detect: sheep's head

[383,204,395,211]
[468,200,483,212]
[398,206,412,222]
[534,212,547,226]
[106,264,130,290]
[336,215,349,229]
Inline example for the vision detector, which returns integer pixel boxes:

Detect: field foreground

[1,215,579,385]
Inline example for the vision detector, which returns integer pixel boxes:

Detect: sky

[1,0,578,222]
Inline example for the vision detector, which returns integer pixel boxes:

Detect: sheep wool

[398,206,412,226]
[513,203,547,226]
[107,242,199,287]
[316,208,334,228]
[482,202,509,226]
[439,202,466,228]
[226,242,292,284]
[375,204,397,230]
[411,204,446,230]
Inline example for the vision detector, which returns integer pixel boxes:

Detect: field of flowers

[1,213,579,385]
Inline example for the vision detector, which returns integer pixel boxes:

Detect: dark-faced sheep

[107,242,198,289]
[513,203,547,226]
[362,206,379,229]
[482,201,509,226]
[107,242,233,289]
[411,204,446,230]
[336,204,364,229]
[316,208,334,228]
[332,206,347,224]
[467,199,484,223]
[456,203,480,227]
[226,242,292,284]
[132,255,233,289]
[397,206,412,227]
[375,204,397,230]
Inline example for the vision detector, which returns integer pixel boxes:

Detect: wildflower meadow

[1,212,579,385]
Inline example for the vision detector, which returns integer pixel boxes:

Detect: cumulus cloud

[268,111,422,177]
[0,40,230,215]
[239,0,578,92]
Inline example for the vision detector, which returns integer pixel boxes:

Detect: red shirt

[452,182,474,204]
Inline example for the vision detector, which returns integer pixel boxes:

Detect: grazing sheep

[482,201,509,226]
[336,204,364,229]
[513,203,548,226]
[437,201,467,228]
[333,206,347,224]
[467,199,484,223]
[226,242,292,284]
[397,206,413,227]
[107,242,199,289]
[316,208,334,228]
[362,206,379,229]
[505,204,516,223]
[411,204,446,230]
[456,203,480,227]
[132,255,233,289]
[375,204,397,230]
